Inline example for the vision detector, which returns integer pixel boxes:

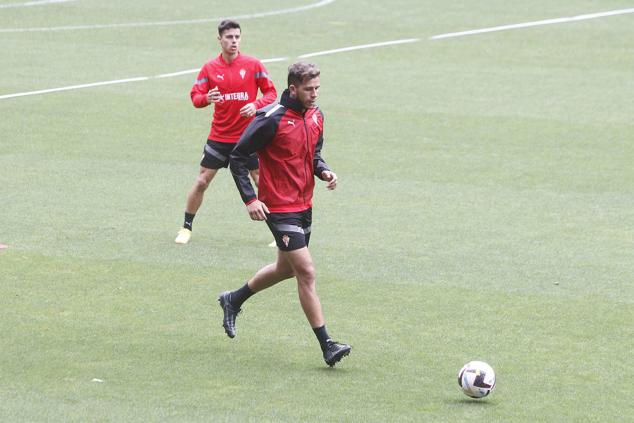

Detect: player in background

[219,62,351,367]
[175,20,277,244]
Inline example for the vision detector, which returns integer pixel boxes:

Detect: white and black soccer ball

[458,361,496,398]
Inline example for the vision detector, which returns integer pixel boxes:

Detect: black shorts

[266,209,312,251]
[200,139,258,170]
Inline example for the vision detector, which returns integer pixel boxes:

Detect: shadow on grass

[445,397,496,407]
[312,365,353,375]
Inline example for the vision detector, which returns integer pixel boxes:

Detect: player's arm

[190,68,211,108]
[312,111,336,189]
[240,65,277,117]
[229,113,277,219]
[252,64,277,109]
[314,132,337,190]
[313,132,330,178]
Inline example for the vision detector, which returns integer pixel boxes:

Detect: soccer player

[175,20,277,244]
[219,62,351,367]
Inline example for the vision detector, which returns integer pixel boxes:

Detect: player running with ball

[219,61,351,367]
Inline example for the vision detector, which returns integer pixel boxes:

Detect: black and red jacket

[230,89,331,213]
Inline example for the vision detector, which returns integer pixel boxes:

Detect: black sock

[184,212,195,231]
[230,282,254,309]
[313,325,331,352]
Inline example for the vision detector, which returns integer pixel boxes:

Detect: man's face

[218,28,241,55]
[290,76,320,110]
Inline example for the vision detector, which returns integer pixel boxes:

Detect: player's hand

[246,199,269,221]
[321,171,338,190]
[240,103,256,117]
[208,86,223,104]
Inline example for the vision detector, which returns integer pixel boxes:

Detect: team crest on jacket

[282,235,290,247]
[239,69,246,79]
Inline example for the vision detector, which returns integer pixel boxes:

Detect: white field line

[0,77,149,99]
[154,69,200,79]
[153,57,287,79]
[2,6,633,100]
[260,57,288,64]
[430,7,634,40]
[298,38,420,58]
[0,57,289,99]
[0,38,417,100]
[0,0,336,32]
[0,0,77,8]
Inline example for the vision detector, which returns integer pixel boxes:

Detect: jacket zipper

[302,115,310,207]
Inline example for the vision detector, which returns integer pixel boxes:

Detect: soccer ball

[458,361,496,398]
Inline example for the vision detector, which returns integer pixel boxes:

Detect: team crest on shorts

[282,234,290,247]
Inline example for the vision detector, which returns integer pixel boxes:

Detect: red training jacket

[190,52,277,143]
[229,89,331,213]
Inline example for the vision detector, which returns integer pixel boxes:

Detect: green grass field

[2,1,633,421]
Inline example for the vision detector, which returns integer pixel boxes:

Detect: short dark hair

[218,20,240,35]
[287,62,320,87]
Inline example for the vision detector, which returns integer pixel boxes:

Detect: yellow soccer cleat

[175,228,192,244]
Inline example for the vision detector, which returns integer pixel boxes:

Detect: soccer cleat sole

[326,348,351,367]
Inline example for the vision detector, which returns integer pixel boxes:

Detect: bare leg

[283,247,324,328]
[218,249,294,338]
[185,167,218,214]
[248,249,294,292]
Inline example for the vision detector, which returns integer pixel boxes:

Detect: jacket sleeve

[190,67,210,108]
[252,62,277,110]
[313,111,331,179]
[230,111,278,204]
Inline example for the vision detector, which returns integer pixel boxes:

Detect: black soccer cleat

[323,340,351,367]
[218,291,241,338]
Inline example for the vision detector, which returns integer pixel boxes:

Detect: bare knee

[194,172,214,192]
[282,248,316,289]
[276,259,295,280]
[294,263,316,286]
